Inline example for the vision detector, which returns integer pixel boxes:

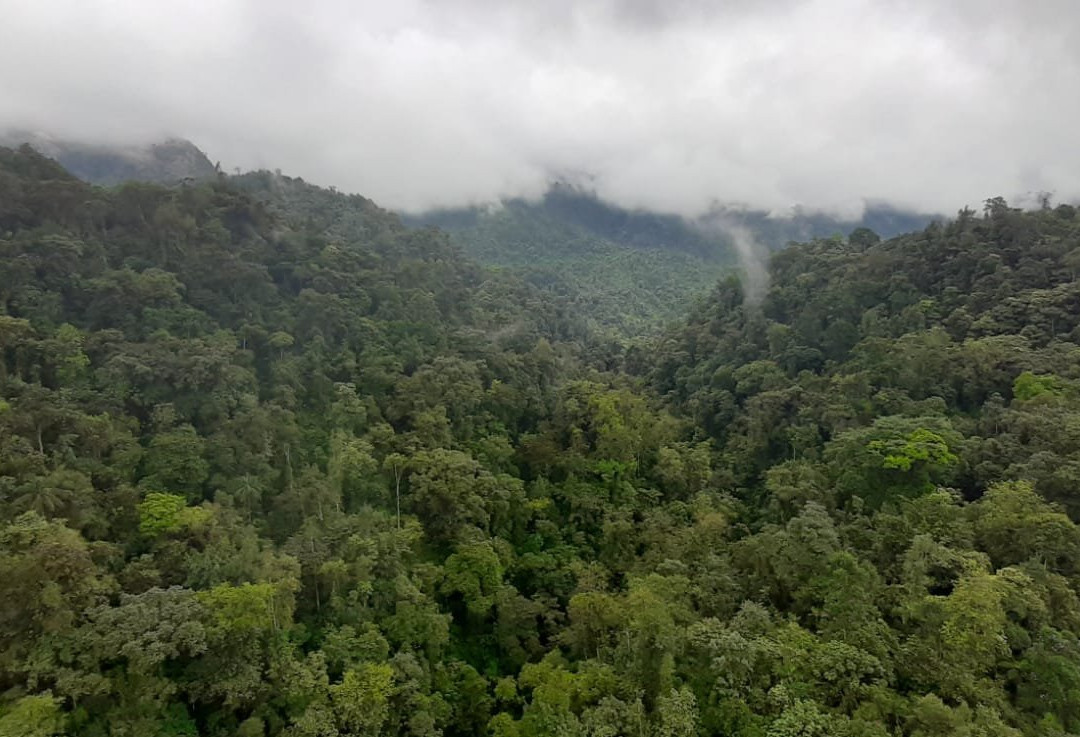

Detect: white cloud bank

[1,0,1077,215]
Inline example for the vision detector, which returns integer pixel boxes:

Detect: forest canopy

[2,143,1080,736]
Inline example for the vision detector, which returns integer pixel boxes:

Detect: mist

[695,207,771,305]
[2,0,1079,217]
[710,220,771,306]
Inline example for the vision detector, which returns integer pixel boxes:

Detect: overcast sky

[1,0,1078,216]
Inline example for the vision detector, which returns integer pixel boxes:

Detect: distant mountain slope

[413,183,729,262]
[705,201,941,248]
[408,186,939,337]
[0,131,218,185]
[409,188,735,336]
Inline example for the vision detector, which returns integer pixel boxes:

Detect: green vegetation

[411,188,733,336]
[3,142,1080,736]
[412,187,935,338]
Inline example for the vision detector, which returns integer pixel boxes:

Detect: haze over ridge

[2,0,1077,217]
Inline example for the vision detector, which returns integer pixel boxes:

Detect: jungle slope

[2,143,1080,737]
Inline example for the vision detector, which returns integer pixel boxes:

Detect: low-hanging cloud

[1,0,1078,216]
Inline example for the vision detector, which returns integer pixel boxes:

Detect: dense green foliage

[414,187,935,338]
[3,142,1080,737]
[411,187,733,336]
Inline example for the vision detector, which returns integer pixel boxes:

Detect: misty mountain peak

[0,130,217,186]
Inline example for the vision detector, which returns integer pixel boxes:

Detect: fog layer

[2,0,1077,215]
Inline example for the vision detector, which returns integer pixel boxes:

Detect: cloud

[1,0,1078,215]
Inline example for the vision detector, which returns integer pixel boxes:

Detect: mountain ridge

[0,130,218,186]
[408,185,941,336]
[2,131,940,337]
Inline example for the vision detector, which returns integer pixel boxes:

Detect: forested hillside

[413,187,936,337]
[410,186,733,336]
[3,135,935,339]
[3,142,1080,737]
